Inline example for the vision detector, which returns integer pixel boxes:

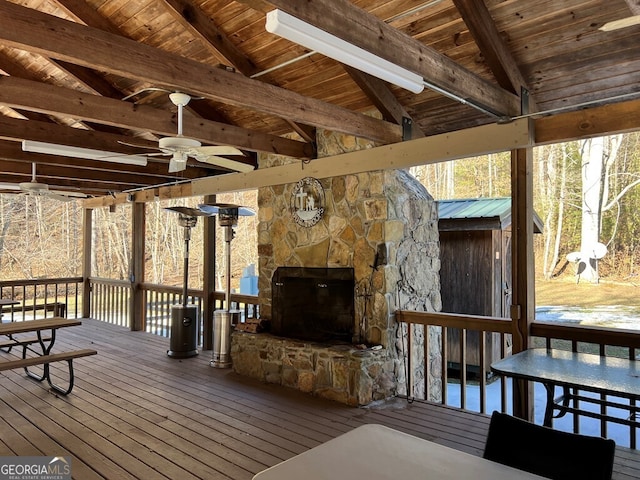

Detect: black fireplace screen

[271,267,355,342]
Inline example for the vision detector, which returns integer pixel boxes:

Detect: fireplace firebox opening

[271,267,355,343]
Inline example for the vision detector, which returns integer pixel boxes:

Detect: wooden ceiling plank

[265,0,520,117]
[0,1,401,145]
[0,76,311,159]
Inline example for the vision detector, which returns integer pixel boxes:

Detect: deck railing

[396,310,640,449]
[0,277,82,320]
[3,277,638,447]
[87,277,259,343]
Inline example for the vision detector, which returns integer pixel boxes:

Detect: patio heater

[164,206,214,358]
[199,203,255,368]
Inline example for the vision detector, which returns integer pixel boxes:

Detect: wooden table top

[0,317,81,336]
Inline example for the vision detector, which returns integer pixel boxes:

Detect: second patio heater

[199,203,255,368]
[164,206,213,358]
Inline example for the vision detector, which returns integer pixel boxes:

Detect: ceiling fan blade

[117,140,162,150]
[0,183,21,191]
[49,189,87,198]
[194,155,254,172]
[48,193,77,202]
[599,14,640,31]
[193,146,244,156]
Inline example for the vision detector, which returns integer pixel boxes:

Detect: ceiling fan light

[22,140,148,166]
[265,9,425,94]
[168,152,188,173]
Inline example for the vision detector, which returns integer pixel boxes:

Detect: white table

[252,423,544,479]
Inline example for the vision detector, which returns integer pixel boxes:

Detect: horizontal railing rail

[0,277,82,320]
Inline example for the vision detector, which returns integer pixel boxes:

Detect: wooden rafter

[452,0,531,99]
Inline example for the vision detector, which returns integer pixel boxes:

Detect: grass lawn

[535,276,639,308]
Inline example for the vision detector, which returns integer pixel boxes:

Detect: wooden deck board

[0,318,639,480]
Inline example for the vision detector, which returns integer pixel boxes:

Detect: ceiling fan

[120,92,254,174]
[0,163,87,201]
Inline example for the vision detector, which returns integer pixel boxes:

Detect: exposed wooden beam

[452,0,532,101]
[534,98,640,144]
[83,118,531,207]
[0,1,401,144]
[265,0,520,117]
[0,76,310,160]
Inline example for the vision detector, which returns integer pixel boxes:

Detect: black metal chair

[483,411,616,480]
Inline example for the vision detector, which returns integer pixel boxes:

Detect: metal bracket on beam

[402,117,412,141]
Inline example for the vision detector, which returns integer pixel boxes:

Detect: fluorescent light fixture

[265,9,424,94]
[599,15,640,31]
[22,140,148,166]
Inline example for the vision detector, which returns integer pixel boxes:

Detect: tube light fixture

[599,15,640,32]
[22,140,148,166]
[265,9,425,94]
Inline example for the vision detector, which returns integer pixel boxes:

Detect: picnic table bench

[0,317,96,395]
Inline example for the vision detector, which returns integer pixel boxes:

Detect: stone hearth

[231,129,442,405]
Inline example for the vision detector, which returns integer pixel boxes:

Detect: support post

[130,202,145,331]
[510,119,536,421]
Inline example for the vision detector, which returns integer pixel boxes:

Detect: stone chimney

[232,129,442,405]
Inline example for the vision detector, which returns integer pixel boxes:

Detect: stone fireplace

[231,130,442,406]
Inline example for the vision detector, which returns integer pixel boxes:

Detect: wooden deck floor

[1,319,640,479]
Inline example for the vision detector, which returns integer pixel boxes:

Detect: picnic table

[491,348,640,428]
[0,317,96,395]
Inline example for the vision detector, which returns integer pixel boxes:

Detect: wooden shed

[438,198,543,377]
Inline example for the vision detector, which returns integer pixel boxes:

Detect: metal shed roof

[437,197,543,233]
